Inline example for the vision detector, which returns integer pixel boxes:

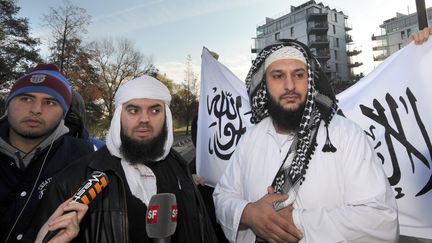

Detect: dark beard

[120,123,168,165]
[267,93,305,132]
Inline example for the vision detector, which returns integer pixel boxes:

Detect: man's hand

[192,174,206,186]
[35,198,88,243]
[409,27,432,45]
[240,187,303,243]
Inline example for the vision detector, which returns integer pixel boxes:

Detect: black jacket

[25,147,217,243]
[0,132,94,243]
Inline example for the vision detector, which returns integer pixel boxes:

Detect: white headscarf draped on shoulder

[106,75,173,161]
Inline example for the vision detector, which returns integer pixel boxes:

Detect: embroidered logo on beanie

[5,64,72,115]
[30,74,47,84]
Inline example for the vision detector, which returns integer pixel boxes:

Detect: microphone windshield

[72,171,109,205]
[42,171,109,243]
[146,193,178,238]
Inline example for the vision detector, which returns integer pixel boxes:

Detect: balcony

[371,34,387,41]
[308,37,329,47]
[315,49,331,61]
[347,49,362,56]
[348,61,363,68]
[251,37,265,54]
[373,54,389,61]
[307,23,329,35]
[345,21,352,31]
[346,34,353,43]
[307,12,328,21]
[349,72,364,82]
[372,45,388,51]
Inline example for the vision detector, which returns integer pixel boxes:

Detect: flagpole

[416,0,429,30]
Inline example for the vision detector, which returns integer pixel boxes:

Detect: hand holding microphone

[39,171,109,243]
[146,193,177,243]
[35,198,88,243]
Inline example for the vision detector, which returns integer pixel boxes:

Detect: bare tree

[42,0,90,75]
[90,38,154,121]
[185,55,200,98]
[183,55,199,134]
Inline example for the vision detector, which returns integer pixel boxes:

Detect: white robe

[213,115,398,243]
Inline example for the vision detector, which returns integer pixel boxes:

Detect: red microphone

[42,171,109,243]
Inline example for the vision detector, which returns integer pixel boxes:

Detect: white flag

[197,48,253,187]
[338,40,432,239]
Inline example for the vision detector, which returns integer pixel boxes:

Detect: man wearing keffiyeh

[213,39,398,243]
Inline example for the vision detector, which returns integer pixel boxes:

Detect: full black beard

[120,123,168,165]
[267,93,305,132]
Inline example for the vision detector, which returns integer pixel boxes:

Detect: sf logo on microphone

[147,205,160,224]
[171,205,178,222]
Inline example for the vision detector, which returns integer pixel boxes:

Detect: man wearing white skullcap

[26,76,218,243]
[215,30,432,243]
[214,39,399,243]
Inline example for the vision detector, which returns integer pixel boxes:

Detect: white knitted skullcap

[264,46,307,70]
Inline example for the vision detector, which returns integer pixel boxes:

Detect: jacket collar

[88,146,124,173]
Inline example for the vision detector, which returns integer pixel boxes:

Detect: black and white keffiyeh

[245,39,338,204]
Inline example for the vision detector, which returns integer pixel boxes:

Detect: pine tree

[0,0,41,115]
[0,0,41,82]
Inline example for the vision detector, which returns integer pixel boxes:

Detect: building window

[290,27,294,36]
[401,30,406,39]
[407,29,411,38]
[335,63,339,72]
[275,32,280,41]
[333,25,336,34]
[334,13,338,22]
[335,38,340,47]
[334,50,338,60]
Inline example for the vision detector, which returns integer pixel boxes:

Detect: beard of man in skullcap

[266,91,306,132]
[119,121,168,165]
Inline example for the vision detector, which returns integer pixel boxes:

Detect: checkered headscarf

[246,39,338,185]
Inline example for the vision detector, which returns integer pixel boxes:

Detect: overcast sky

[17,0,432,83]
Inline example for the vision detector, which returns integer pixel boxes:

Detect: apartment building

[252,0,362,83]
[372,7,432,62]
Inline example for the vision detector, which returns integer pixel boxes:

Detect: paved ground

[173,134,195,164]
